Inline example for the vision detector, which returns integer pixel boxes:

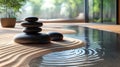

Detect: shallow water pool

[30,26,120,67]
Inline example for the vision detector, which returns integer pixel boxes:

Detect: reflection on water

[30,26,120,67]
[39,48,103,67]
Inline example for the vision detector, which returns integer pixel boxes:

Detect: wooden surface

[38,19,85,23]
[42,23,120,34]
[0,24,84,67]
[78,23,120,34]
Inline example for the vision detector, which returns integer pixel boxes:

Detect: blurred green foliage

[28,0,84,18]
[93,0,116,23]
[0,0,26,18]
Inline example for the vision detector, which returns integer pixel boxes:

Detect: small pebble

[48,32,63,41]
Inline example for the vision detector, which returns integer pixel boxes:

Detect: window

[18,0,85,22]
[89,0,117,24]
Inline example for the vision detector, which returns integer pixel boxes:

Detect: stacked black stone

[14,17,51,44]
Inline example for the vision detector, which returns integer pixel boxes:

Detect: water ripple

[40,48,104,67]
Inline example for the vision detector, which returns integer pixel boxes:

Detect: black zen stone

[25,17,38,22]
[48,32,63,41]
[14,33,51,44]
[21,22,43,27]
[23,27,42,33]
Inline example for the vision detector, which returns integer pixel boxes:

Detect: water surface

[30,26,120,67]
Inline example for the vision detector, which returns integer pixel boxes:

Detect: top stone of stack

[25,17,38,22]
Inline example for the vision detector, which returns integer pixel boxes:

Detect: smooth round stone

[14,33,51,44]
[48,32,63,41]
[23,27,42,33]
[25,17,38,22]
[21,22,43,27]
